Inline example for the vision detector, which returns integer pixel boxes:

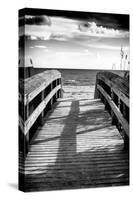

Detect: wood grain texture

[97,72,129,106]
[24,85,61,135]
[19,70,61,105]
[97,85,129,136]
[20,97,129,191]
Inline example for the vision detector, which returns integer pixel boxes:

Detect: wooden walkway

[23,97,129,191]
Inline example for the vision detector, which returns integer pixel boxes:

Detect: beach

[57,69,125,100]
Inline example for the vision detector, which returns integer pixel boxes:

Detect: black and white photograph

[19,8,129,192]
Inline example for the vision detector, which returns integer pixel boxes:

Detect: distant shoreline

[19,66,128,79]
[32,67,129,72]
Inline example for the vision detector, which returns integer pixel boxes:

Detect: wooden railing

[19,70,62,156]
[95,71,129,149]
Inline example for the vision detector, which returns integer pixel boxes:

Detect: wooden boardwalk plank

[22,98,129,191]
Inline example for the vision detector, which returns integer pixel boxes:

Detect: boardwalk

[23,96,129,191]
[19,70,129,192]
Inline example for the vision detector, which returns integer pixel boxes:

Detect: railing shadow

[52,100,79,180]
[24,99,129,191]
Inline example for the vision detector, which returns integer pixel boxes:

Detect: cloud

[24,17,79,41]
[79,21,128,37]
[21,16,129,44]
[26,15,51,26]
[19,32,51,42]
[20,15,51,26]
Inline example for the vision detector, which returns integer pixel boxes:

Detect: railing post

[122,103,126,118]
[105,99,110,111]
[19,99,26,157]
[55,79,58,100]
[50,82,53,109]
[111,89,117,125]
[118,98,121,110]
[25,102,29,155]
[40,89,45,125]
[122,129,129,150]
[58,78,63,98]
[104,95,107,110]
[94,75,99,99]
[121,102,129,150]
[60,78,63,98]
[117,97,122,131]
[19,70,62,158]
[58,79,60,98]
[95,72,129,151]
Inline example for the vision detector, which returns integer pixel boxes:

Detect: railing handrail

[19,70,62,154]
[96,71,129,100]
[95,71,129,146]
[19,70,61,105]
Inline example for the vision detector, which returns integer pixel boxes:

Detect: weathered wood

[25,103,29,148]
[55,79,58,99]
[19,70,61,105]
[19,70,62,137]
[19,71,129,191]
[50,82,53,109]
[123,131,129,150]
[97,72,129,107]
[20,98,129,191]
[97,85,129,136]
[112,86,129,108]
[24,85,61,135]
[94,78,99,99]
[95,71,129,150]
[19,115,24,133]
[60,78,63,98]
[39,90,45,125]
[19,69,62,161]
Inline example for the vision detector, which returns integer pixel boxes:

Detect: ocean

[31,67,126,99]
[57,69,125,99]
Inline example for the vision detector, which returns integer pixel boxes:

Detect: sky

[19,10,129,70]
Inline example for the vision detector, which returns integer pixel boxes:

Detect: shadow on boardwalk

[24,99,129,192]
